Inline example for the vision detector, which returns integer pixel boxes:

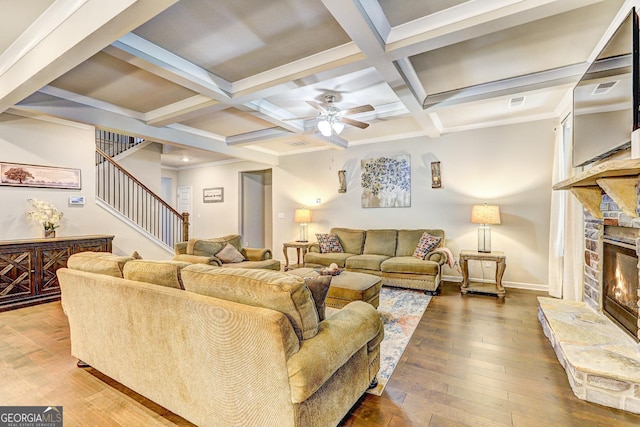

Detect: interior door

[177,186,192,214]
[240,170,272,249]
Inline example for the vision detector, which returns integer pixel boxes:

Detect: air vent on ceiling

[508,96,526,108]
[286,140,311,146]
[592,81,618,95]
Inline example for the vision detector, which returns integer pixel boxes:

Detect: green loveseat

[304,228,447,294]
[58,253,383,427]
[173,234,281,271]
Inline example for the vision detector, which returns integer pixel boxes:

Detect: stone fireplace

[539,159,640,414]
[584,196,640,342]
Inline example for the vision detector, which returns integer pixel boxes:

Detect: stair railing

[95,147,189,248]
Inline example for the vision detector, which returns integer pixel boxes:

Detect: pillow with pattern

[413,232,442,259]
[316,233,343,253]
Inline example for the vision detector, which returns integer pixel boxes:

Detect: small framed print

[203,187,224,203]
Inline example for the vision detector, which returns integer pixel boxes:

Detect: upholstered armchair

[173,234,281,271]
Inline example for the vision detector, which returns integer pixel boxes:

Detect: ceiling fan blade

[342,104,374,116]
[282,115,318,121]
[339,116,369,129]
[306,100,327,113]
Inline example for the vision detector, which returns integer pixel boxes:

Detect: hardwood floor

[2,282,640,426]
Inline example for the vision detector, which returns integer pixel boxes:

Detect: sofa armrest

[172,254,221,266]
[286,300,383,403]
[426,251,446,266]
[242,247,272,261]
[174,241,188,255]
[308,243,320,253]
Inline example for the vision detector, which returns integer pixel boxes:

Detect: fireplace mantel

[553,158,640,219]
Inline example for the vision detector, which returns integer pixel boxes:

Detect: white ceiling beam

[39,85,146,120]
[231,43,364,97]
[324,0,440,137]
[109,33,232,98]
[383,0,606,61]
[15,92,278,165]
[423,63,585,109]
[242,100,306,133]
[0,0,179,114]
[226,129,292,146]
[145,95,219,126]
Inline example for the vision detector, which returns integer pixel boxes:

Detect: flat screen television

[572,8,639,168]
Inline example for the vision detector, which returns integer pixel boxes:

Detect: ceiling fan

[285,95,374,136]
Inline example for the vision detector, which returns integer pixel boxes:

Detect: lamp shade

[470,204,501,225]
[294,208,312,223]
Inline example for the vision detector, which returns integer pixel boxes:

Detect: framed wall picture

[0,162,81,190]
[203,187,224,203]
[361,154,411,208]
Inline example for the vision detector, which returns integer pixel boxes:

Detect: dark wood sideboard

[0,235,114,311]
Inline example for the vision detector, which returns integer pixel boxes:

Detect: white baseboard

[442,275,548,292]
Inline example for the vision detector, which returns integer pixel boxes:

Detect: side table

[283,241,312,271]
[459,250,506,298]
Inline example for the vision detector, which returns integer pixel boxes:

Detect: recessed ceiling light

[182,156,189,162]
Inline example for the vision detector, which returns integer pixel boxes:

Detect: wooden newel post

[182,212,190,241]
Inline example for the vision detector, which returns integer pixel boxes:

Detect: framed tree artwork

[0,162,81,190]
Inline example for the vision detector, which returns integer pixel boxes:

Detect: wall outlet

[278,212,285,219]
[484,261,493,268]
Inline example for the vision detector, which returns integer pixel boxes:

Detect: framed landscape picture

[203,187,224,203]
[0,162,81,190]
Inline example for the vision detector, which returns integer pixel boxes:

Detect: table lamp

[294,208,312,242]
[470,204,501,253]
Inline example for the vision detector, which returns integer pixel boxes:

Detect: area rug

[367,287,431,395]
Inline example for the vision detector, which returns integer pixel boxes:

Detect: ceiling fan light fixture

[332,121,344,134]
[318,119,332,136]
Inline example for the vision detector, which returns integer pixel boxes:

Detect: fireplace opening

[603,239,639,341]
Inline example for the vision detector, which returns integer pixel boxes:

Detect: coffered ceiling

[0,0,629,167]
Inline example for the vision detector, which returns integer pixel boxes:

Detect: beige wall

[0,113,172,259]
[177,119,555,289]
[0,113,555,288]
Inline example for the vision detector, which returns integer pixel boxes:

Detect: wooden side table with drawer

[459,249,506,298]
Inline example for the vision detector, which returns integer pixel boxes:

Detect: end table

[459,250,506,298]
[283,241,312,271]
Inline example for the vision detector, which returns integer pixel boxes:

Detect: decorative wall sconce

[338,170,347,193]
[431,161,441,188]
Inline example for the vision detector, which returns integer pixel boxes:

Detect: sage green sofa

[173,234,281,271]
[304,228,447,294]
[58,253,383,427]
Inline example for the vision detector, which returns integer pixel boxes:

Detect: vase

[44,229,56,238]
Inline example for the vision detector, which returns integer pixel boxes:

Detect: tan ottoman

[288,267,382,309]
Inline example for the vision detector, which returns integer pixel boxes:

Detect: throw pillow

[304,275,332,321]
[413,232,442,259]
[316,233,343,253]
[216,243,245,263]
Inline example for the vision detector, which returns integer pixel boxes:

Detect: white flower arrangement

[27,198,63,231]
